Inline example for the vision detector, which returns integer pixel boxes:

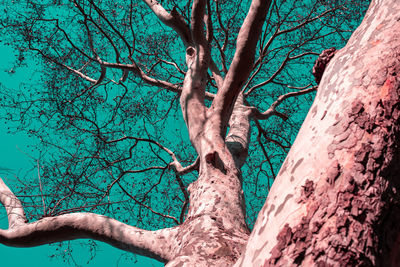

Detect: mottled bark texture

[237,0,400,266]
[312,47,337,84]
[165,0,271,264]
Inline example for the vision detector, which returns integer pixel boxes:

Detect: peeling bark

[237,0,400,265]
[166,2,273,264]
[164,95,253,266]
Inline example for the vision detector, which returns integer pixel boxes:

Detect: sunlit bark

[0,178,175,263]
[237,0,400,265]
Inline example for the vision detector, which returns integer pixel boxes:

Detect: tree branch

[142,0,192,46]
[0,178,27,229]
[250,86,317,120]
[0,178,173,262]
[170,157,200,176]
[179,0,211,152]
[209,0,273,135]
[226,93,252,168]
[144,0,223,89]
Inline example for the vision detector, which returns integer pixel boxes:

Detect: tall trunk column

[236,0,400,266]
[166,96,253,266]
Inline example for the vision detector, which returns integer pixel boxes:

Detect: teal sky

[0,43,162,266]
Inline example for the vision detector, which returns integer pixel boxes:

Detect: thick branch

[0,178,174,262]
[0,213,171,262]
[179,0,212,152]
[0,178,27,229]
[190,0,210,74]
[191,0,207,51]
[144,0,223,90]
[142,0,192,46]
[210,0,272,135]
[226,93,252,168]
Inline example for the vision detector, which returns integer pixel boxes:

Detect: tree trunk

[164,93,252,266]
[237,0,400,266]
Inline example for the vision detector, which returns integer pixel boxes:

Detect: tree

[2,0,395,266]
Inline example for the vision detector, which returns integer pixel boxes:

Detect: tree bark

[0,178,174,263]
[162,1,271,265]
[237,0,400,266]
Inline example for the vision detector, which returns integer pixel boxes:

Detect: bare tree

[2,0,396,266]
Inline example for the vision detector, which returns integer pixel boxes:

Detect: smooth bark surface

[237,0,400,265]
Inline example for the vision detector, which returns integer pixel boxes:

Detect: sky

[0,43,162,267]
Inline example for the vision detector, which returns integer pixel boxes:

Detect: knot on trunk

[205,151,227,174]
[312,47,337,84]
[186,47,196,66]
